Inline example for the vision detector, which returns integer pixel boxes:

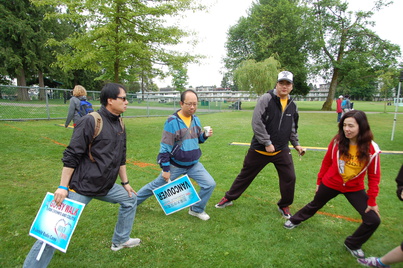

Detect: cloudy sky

[156,0,403,88]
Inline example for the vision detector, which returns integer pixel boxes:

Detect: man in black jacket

[215,71,305,219]
[24,83,140,268]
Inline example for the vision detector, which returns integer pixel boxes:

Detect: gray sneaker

[111,238,141,251]
[189,209,210,221]
[284,220,299,229]
[345,243,365,258]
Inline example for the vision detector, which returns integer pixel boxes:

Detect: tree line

[222,0,401,110]
[0,0,201,100]
[1,0,401,108]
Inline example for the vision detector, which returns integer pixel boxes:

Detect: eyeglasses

[183,102,198,107]
[116,96,127,101]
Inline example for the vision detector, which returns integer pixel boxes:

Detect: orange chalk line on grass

[42,137,68,147]
[41,137,159,171]
[3,123,23,131]
[316,211,361,223]
[229,142,403,154]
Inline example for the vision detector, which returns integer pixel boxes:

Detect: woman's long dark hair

[336,110,373,163]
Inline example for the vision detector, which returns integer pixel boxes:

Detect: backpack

[88,112,103,162]
[78,99,94,116]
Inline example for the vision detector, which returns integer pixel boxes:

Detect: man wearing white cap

[336,95,344,122]
[215,71,305,219]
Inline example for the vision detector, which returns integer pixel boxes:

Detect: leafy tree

[171,67,188,92]
[0,0,76,100]
[224,0,312,96]
[377,68,401,100]
[307,0,401,110]
[234,57,280,95]
[1,1,47,99]
[33,0,202,85]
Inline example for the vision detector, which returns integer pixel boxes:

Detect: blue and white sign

[29,192,85,253]
[153,174,201,215]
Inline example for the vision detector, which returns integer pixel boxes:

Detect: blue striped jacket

[158,111,207,172]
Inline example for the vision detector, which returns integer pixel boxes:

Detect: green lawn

[0,110,402,267]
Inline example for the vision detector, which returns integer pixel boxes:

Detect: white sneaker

[345,243,365,258]
[188,209,210,221]
[111,238,141,251]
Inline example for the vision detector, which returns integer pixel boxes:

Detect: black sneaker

[215,197,233,208]
[345,243,365,258]
[278,206,292,219]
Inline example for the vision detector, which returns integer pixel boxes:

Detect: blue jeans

[137,162,216,213]
[23,183,137,268]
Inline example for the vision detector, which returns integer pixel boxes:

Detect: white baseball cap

[278,71,293,83]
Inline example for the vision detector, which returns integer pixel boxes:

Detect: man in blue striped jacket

[136,90,216,220]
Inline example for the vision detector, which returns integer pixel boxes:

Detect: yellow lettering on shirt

[340,145,364,183]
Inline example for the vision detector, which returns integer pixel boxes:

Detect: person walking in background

[136,89,216,221]
[336,95,343,122]
[215,71,305,219]
[357,165,403,268]
[342,94,352,116]
[24,83,140,267]
[65,85,88,127]
[284,110,382,260]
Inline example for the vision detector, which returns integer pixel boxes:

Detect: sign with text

[153,174,201,215]
[29,192,85,253]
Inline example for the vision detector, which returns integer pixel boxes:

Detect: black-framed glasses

[116,96,127,101]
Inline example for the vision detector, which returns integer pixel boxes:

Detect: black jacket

[250,89,300,152]
[62,106,126,196]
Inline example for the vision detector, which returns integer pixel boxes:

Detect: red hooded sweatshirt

[317,139,381,206]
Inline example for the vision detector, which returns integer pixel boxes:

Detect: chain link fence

[0,85,249,121]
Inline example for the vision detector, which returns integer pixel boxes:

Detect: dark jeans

[225,147,296,208]
[290,183,381,249]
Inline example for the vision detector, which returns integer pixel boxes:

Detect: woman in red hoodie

[284,110,382,259]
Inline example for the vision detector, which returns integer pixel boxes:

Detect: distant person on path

[336,95,344,122]
[215,71,305,220]
[136,89,216,221]
[357,164,403,268]
[284,110,382,260]
[342,94,352,116]
[23,83,141,268]
[65,85,88,127]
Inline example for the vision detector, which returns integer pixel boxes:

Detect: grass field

[1,108,403,267]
